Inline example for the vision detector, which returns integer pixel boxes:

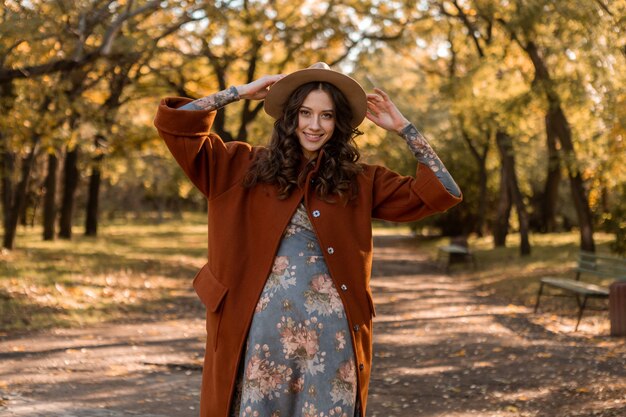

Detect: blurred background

[1,5,625,414]
[1,0,624,254]
[0,0,626,329]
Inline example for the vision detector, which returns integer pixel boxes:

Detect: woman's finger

[374,88,390,101]
[367,101,381,114]
[262,75,283,88]
[365,111,379,123]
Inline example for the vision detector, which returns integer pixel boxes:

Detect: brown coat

[154,97,462,417]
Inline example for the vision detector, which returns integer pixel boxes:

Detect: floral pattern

[334,331,347,351]
[255,256,296,313]
[304,273,345,317]
[242,344,292,404]
[278,316,326,375]
[331,360,357,406]
[233,203,357,417]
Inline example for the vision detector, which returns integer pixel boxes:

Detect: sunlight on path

[366,236,626,417]
[0,320,205,416]
[1,235,624,417]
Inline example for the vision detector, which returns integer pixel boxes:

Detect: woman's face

[296,89,335,160]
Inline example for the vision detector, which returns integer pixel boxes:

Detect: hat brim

[264,68,367,128]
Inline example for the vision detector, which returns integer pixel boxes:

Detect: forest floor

[1,225,625,417]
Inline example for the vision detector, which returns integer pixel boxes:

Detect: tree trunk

[493,164,512,247]
[58,147,79,239]
[43,152,59,240]
[475,152,489,237]
[213,108,234,142]
[84,166,101,236]
[0,83,16,245]
[459,125,490,237]
[27,184,39,227]
[540,113,561,233]
[1,149,15,243]
[18,174,34,227]
[547,104,595,252]
[524,40,595,252]
[85,135,104,236]
[496,131,531,256]
[3,139,39,250]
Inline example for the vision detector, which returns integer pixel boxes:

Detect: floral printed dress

[231,203,358,417]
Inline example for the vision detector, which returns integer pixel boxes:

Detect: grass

[1,215,620,334]
[0,213,208,333]
[414,231,619,315]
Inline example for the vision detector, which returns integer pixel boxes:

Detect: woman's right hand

[236,75,284,101]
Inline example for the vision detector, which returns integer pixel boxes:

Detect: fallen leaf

[450,349,466,357]
[105,365,130,377]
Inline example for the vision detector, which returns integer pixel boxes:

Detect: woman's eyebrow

[300,105,334,113]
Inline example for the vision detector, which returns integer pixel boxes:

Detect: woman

[154,62,461,417]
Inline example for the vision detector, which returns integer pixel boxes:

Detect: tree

[0,0,184,246]
[153,0,407,143]
[42,150,58,240]
[416,0,533,250]
[493,0,600,251]
[0,0,163,87]
[434,0,622,252]
[1,0,623,253]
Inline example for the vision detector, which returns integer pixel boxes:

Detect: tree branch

[450,0,485,57]
[593,0,613,16]
[100,0,161,56]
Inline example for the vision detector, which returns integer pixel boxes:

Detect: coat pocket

[192,263,228,350]
[193,263,228,312]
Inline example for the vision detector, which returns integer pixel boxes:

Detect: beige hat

[264,62,367,128]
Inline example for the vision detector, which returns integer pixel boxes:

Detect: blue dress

[231,203,357,417]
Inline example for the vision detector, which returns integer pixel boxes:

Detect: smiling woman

[243,78,362,201]
[153,62,462,417]
[295,88,336,159]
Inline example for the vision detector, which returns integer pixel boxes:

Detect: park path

[1,234,625,417]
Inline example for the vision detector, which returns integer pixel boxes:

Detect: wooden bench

[534,251,626,331]
[437,237,477,272]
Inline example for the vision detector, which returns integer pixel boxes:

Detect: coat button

[359,363,364,371]
[353,324,359,332]
[327,247,334,255]
[340,284,348,291]
[312,210,321,218]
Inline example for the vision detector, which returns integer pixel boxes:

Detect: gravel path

[1,235,625,416]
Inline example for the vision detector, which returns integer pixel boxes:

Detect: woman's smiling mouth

[304,132,325,141]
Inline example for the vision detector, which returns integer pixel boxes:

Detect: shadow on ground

[366,236,626,417]
[1,234,625,417]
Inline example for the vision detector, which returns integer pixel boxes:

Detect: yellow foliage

[16,42,31,53]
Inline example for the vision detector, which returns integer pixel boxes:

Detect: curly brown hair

[243,82,363,201]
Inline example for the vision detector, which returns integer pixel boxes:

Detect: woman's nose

[309,116,321,130]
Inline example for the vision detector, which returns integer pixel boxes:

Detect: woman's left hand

[236,74,285,101]
[365,88,411,133]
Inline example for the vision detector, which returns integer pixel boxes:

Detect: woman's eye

[322,113,333,119]
[300,110,310,116]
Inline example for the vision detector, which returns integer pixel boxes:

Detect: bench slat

[438,244,471,255]
[575,266,626,279]
[540,277,609,296]
[536,252,625,331]
[577,252,626,279]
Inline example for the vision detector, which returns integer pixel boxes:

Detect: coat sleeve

[370,163,462,222]
[153,97,254,199]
